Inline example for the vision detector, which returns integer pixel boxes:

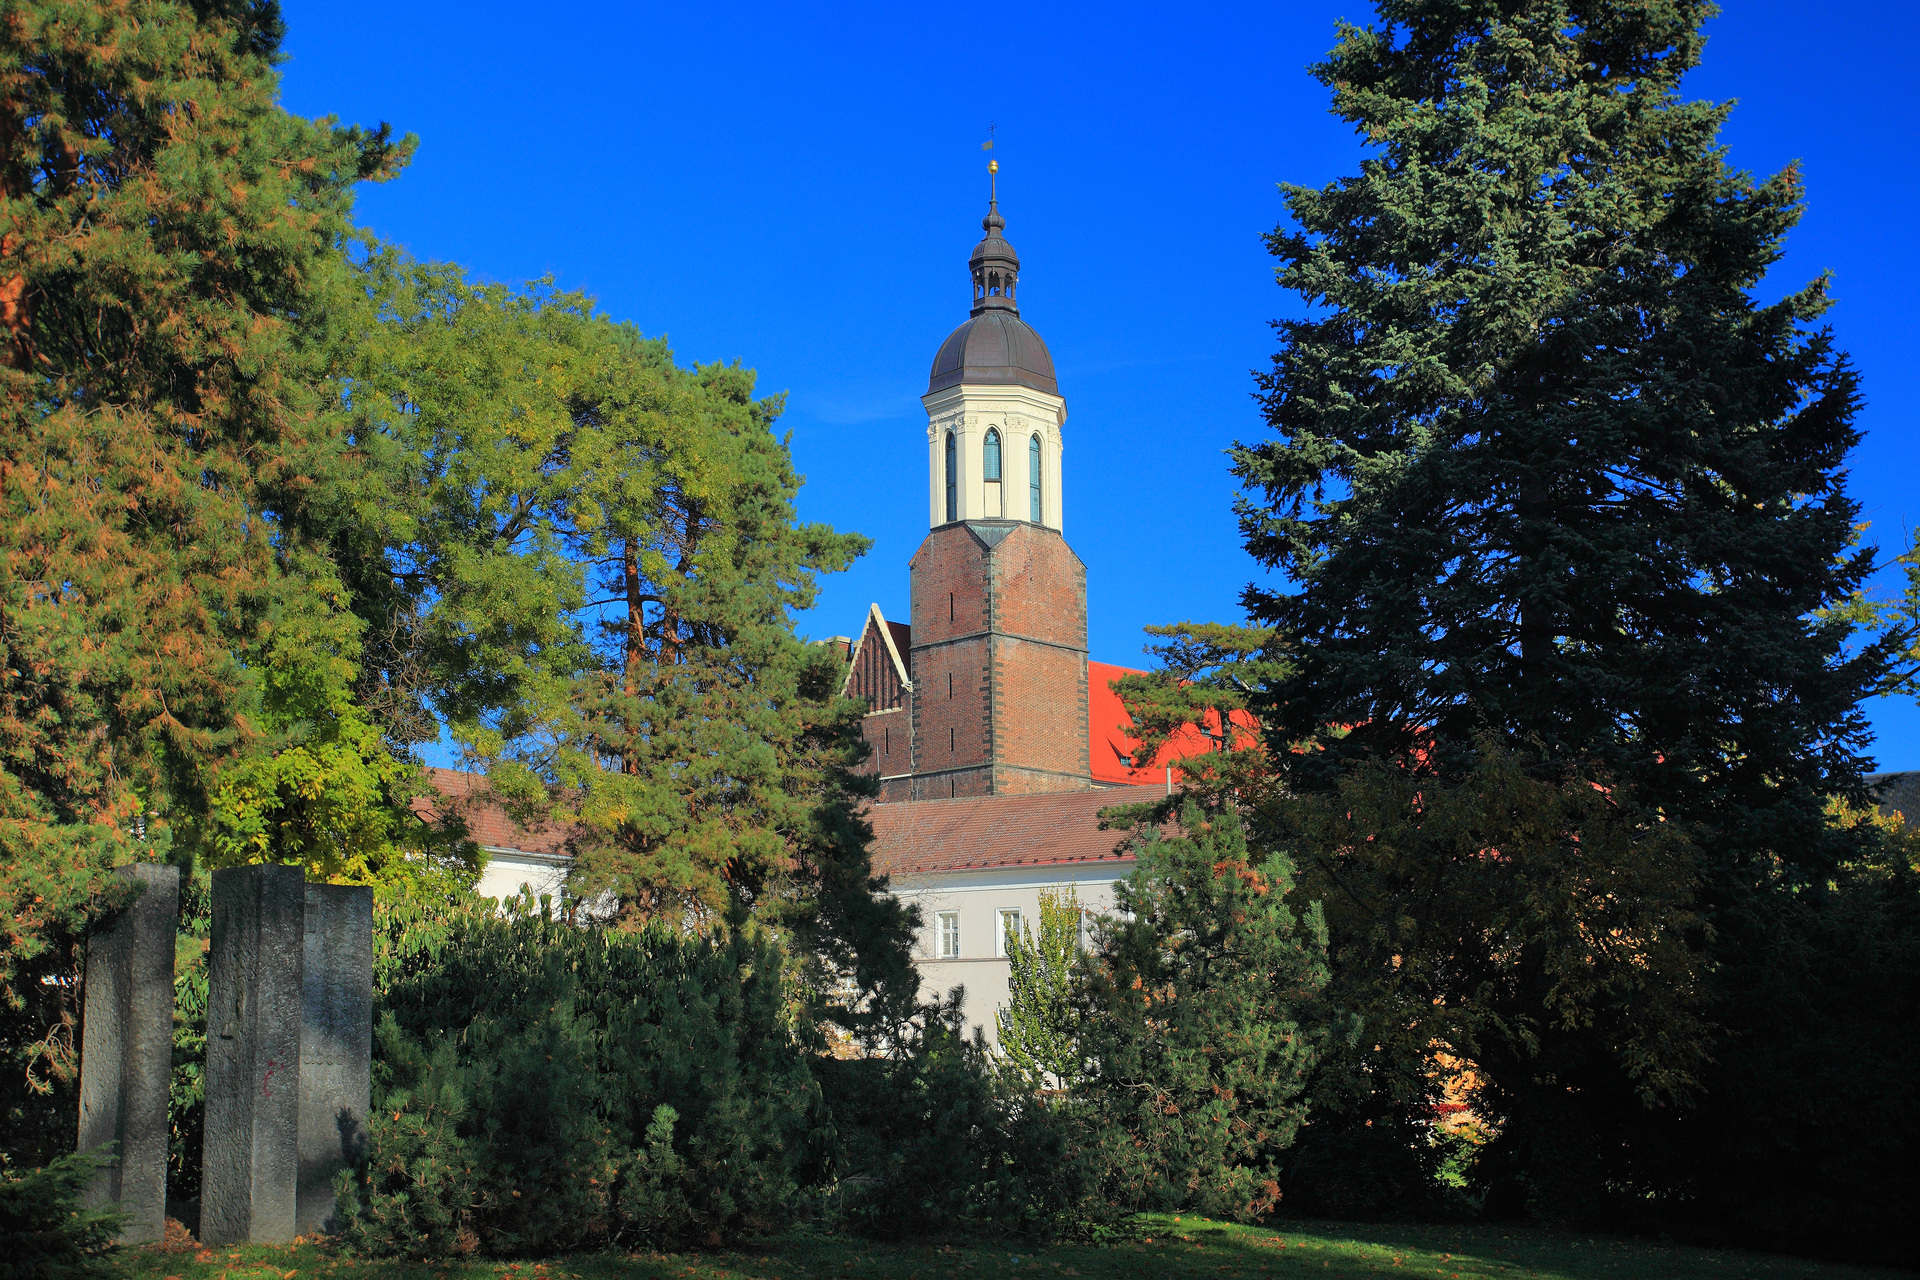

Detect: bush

[1077,804,1329,1221]
[0,1150,126,1280]
[1659,850,1920,1261]
[335,902,825,1257]
[818,993,1114,1241]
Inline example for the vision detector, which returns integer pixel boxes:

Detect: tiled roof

[1086,659,1263,787]
[414,767,575,858]
[868,785,1171,877]
[416,769,1184,878]
[1868,771,1920,825]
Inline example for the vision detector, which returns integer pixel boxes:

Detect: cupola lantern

[922,193,1067,533]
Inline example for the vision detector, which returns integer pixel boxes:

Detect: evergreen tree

[1078,806,1327,1220]
[341,263,916,1028]
[0,0,409,1159]
[1235,0,1893,888]
[1105,622,1280,807]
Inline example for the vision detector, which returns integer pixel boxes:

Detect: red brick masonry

[905,519,1090,799]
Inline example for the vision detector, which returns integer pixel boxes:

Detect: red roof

[1087,660,1260,787]
[414,767,574,857]
[868,785,1170,876]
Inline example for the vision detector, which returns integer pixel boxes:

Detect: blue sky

[280,0,1920,771]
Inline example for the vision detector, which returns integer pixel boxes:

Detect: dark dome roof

[927,310,1057,396]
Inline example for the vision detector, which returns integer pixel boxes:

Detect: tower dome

[926,202,1057,395]
[921,194,1066,535]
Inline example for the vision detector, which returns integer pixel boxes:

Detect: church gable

[844,602,911,712]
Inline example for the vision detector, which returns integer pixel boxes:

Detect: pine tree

[0,0,409,1154]
[1079,806,1327,1220]
[1235,0,1893,888]
[341,263,916,1027]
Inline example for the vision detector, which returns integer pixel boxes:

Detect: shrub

[1077,804,1329,1221]
[335,902,824,1256]
[0,1150,125,1280]
[817,993,1113,1241]
[1659,842,1920,1261]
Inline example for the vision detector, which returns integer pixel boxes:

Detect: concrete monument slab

[296,882,372,1235]
[201,864,304,1245]
[77,862,179,1243]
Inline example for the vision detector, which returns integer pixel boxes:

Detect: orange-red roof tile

[1086,660,1261,787]
[414,767,575,857]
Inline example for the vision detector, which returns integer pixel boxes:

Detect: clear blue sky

[279,0,1920,772]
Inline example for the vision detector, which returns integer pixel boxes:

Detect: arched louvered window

[945,432,957,523]
[983,428,1002,481]
[1028,434,1043,523]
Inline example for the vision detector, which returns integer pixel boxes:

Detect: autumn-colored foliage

[0,0,409,1150]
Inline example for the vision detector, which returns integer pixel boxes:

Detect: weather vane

[982,123,998,203]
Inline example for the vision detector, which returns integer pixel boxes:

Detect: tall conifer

[0,0,407,1149]
[1236,0,1892,886]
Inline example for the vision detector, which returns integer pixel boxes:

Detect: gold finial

[983,123,998,202]
[988,159,998,174]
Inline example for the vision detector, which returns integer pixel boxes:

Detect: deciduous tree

[997,886,1085,1090]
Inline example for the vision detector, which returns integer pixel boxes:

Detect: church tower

[903,199,1092,800]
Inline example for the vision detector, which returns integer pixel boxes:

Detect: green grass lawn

[107,1215,1907,1280]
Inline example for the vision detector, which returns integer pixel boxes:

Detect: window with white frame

[997,908,1023,957]
[937,911,961,959]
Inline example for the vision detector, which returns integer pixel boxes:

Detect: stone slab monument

[77,862,179,1243]
[296,882,372,1235]
[201,864,305,1245]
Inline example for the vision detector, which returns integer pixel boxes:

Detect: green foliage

[1236,0,1890,888]
[336,901,825,1257]
[191,608,467,888]
[1271,744,1707,1221]
[1106,624,1282,805]
[338,260,916,1029]
[818,992,1113,1241]
[0,0,412,1137]
[997,887,1086,1089]
[1653,808,1920,1260]
[0,1149,126,1280]
[1874,530,1920,703]
[1077,805,1328,1221]
[1180,0,1915,1241]
[165,877,211,1206]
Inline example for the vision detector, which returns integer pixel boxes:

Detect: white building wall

[473,845,570,904]
[890,859,1132,1045]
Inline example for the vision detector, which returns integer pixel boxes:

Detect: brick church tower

[848,196,1093,801]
